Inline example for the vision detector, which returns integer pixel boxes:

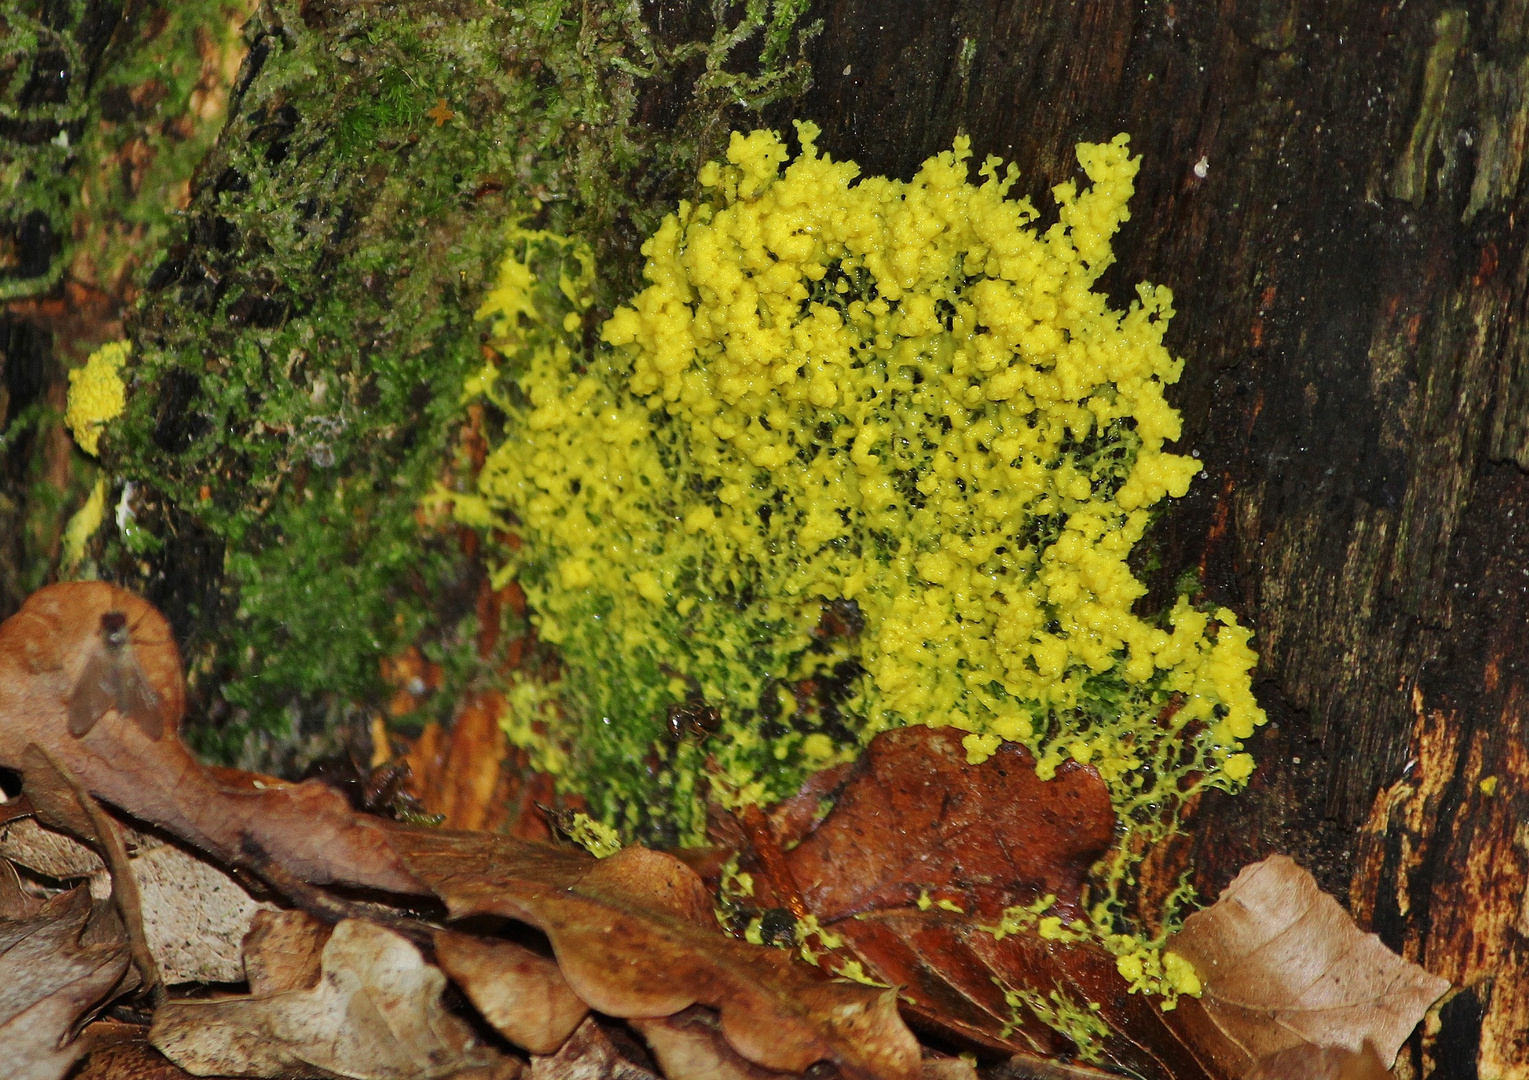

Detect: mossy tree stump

[2,1,1525,1074]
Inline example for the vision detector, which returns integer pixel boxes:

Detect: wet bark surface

[768,1,1528,1074]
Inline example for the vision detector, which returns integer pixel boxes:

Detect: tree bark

[779,2,1526,1074]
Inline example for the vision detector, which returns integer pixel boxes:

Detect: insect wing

[65,638,165,740]
[114,650,164,741]
[67,646,117,737]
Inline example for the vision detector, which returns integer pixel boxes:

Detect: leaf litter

[0,583,1452,1079]
[1167,856,1450,1077]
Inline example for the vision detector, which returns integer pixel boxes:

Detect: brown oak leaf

[778,727,1221,1079]
[631,1006,799,1080]
[784,727,1115,922]
[386,829,922,1080]
[434,927,590,1054]
[0,583,426,899]
[834,909,1221,1080]
[1167,855,1450,1077]
[1,883,134,1080]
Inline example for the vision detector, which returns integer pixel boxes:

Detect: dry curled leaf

[529,1015,659,1080]
[1168,855,1449,1077]
[0,885,134,1080]
[434,927,589,1054]
[0,809,273,985]
[387,829,921,1080]
[1243,1039,1391,1080]
[104,840,275,985]
[0,817,108,879]
[0,583,426,899]
[785,727,1116,922]
[69,1042,201,1080]
[242,909,331,995]
[150,918,510,1080]
[630,1006,798,1080]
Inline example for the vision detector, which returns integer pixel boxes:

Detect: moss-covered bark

[45,0,820,767]
[1,0,249,613]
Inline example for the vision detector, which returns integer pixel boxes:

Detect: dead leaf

[21,744,161,998]
[834,908,1220,1080]
[917,1057,979,1080]
[105,840,275,985]
[772,728,1222,1079]
[0,583,427,899]
[387,829,922,1080]
[243,909,331,994]
[1168,855,1449,1076]
[434,927,588,1053]
[1,856,44,918]
[529,1015,658,1080]
[70,1042,200,1080]
[631,1006,798,1080]
[0,808,273,985]
[785,727,1115,922]
[150,918,510,1080]
[1244,1039,1391,1080]
[0,885,134,1080]
[0,817,107,879]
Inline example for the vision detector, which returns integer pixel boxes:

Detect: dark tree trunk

[781,1,1526,1073]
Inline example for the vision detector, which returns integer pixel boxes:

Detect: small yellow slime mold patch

[466,124,1265,866]
[65,340,130,457]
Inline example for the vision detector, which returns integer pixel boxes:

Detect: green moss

[72,0,819,765]
[1,0,250,300]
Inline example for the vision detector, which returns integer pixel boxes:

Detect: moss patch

[73,0,819,766]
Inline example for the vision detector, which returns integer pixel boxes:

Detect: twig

[23,744,162,1006]
[736,802,808,920]
[235,837,438,950]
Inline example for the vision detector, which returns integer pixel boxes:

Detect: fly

[67,610,163,740]
[666,699,721,743]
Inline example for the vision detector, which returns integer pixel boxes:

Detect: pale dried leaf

[117,841,276,985]
[528,1016,660,1080]
[150,918,508,1080]
[5,807,272,985]
[70,1042,199,1080]
[1169,856,1448,1074]
[0,886,132,1080]
[918,1059,979,1080]
[434,928,588,1054]
[0,818,106,879]
[631,1006,798,1080]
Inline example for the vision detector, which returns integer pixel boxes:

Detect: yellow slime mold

[467,124,1265,859]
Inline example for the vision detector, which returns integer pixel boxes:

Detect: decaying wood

[759,2,1528,1072]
